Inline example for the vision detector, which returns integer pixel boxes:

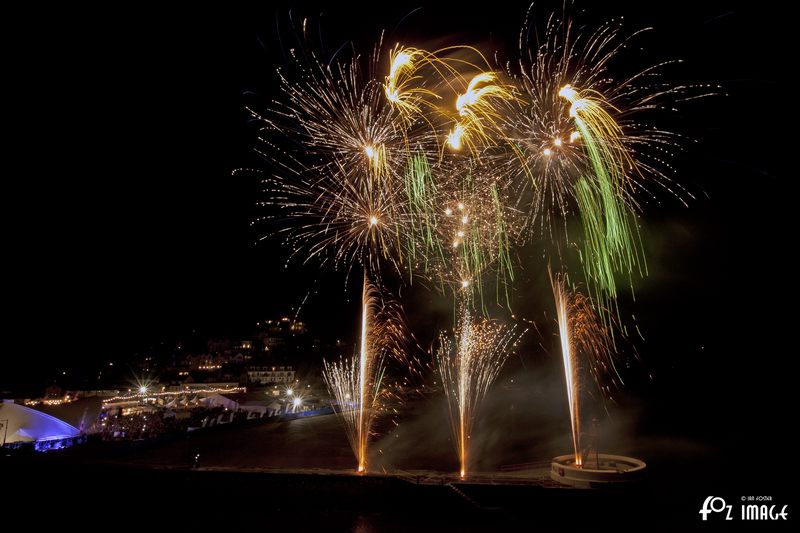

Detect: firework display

[253,5,709,474]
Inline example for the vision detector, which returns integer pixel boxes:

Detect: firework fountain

[255,41,422,472]
[323,274,386,472]
[549,269,646,486]
[552,273,582,466]
[436,300,522,478]
[550,270,618,466]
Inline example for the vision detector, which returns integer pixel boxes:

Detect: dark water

[3,457,792,532]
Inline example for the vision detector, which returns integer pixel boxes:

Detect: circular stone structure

[550,454,646,488]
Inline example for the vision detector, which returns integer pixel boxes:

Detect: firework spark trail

[401,155,522,304]
[383,46,442,126]
[379,45,523,302]
[505,13,708,221]
[383,45,522,298]
[550,269,616,466]
[559,84,645,320]
[447,72,515,154]
[258,158,409,279]
[499,12,716,320]
[403,150,443,277]
[435,300,523,478]
[254,38,527,305]
[252,45,425,281]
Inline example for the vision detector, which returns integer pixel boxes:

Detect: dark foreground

[3,457,793,532]
[2,407,794,531]
[0,458,708,531]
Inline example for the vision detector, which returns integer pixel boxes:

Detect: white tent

[0,402,80,444]
[199,393,239,411]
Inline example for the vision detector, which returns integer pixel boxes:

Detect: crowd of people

[99,406,238,440]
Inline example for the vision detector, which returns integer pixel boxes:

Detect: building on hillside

[246,365,295,385]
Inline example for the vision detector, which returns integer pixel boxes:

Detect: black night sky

[5,0,793,488]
